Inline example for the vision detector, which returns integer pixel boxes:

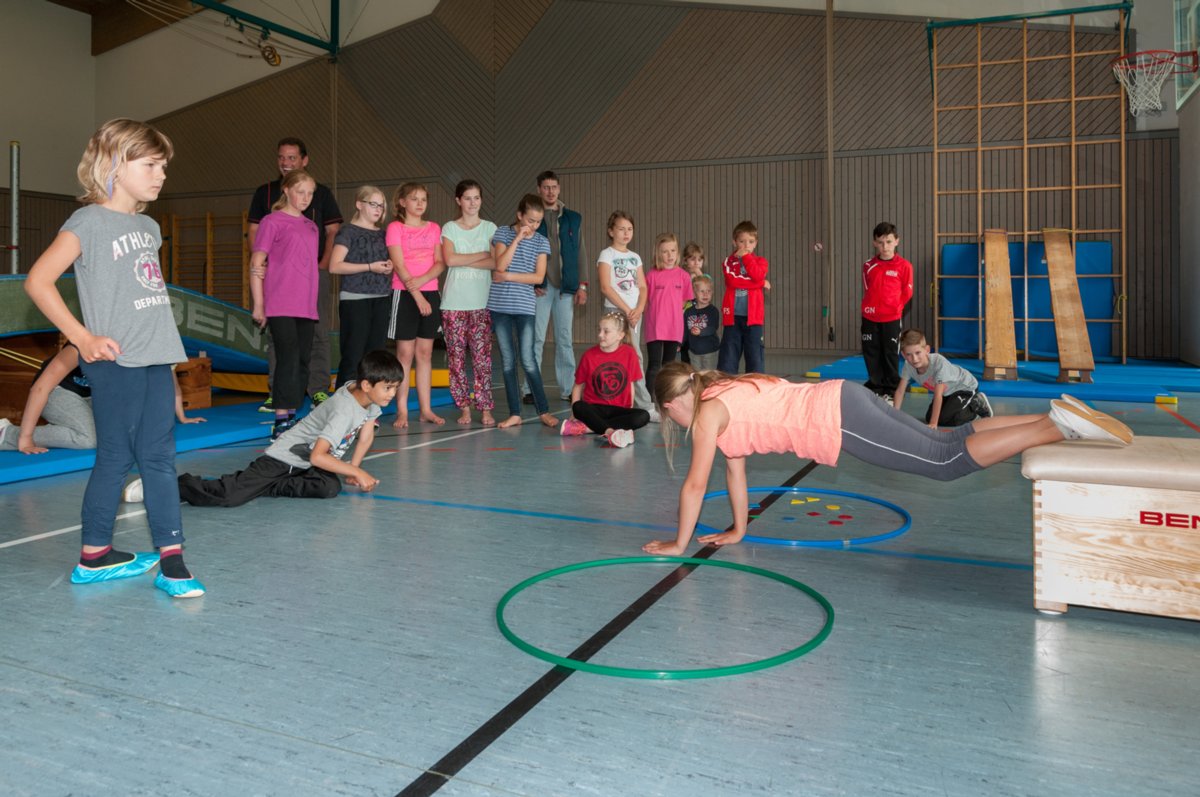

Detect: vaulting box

[1021,437,1200,621]
[175,356,212,410]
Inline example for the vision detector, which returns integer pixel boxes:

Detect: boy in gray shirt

[893,329,992,428]
[128,351,403,507]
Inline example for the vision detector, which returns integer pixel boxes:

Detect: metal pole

[825,0,835,343]
[8,140,18,274]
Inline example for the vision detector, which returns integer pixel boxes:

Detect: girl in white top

[597,210,654,414]
[439,180,498,426]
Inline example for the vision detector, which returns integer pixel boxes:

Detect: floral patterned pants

[442,309,494,410]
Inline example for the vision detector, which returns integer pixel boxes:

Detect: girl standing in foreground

[560,311,650,448]
[489,195,558,430]
[387,183,444,429]
[596,211,655,417]
[251,169,320,440]
[23,119,204,598]
[642,233,693,392]
[641,363,1134,556]
[440,180,497,426]
[330,186,394,389]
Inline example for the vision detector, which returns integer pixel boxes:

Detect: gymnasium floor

[2,353,1198,796]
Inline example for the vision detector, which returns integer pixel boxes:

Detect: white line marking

[0,509,148,550]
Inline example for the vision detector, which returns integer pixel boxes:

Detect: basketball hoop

[1112,50,1199,116]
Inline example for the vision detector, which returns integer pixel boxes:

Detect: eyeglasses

[362,200,384,210]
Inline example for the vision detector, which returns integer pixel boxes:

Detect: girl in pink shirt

[641,362,1134,556]
[386,182,444,429]
[643,233,693,393]
[251,169,320,439]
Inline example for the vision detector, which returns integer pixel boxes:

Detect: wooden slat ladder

[1042,228,1094,383]
[982,229,1017,380]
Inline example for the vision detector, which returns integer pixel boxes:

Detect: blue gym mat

[806,356,1200,403]
[0,389,454,486]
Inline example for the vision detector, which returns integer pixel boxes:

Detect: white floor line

[0,508,148,550]
[3,410,572,547]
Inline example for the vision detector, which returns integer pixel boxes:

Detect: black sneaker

[970,392,993,418]
[271,418,297,440]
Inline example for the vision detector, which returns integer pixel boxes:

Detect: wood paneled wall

[133,0,1180,358]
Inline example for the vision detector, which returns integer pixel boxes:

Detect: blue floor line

[846,546,1032,570]
[356,492,1032,571]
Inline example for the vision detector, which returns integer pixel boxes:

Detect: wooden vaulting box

[176,356,212,410]
[1021,437,1200,621]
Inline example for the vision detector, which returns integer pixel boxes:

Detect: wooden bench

[1021,436,1200,620]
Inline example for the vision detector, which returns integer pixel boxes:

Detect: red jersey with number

[861,255,913,322]
[575,344,643,408]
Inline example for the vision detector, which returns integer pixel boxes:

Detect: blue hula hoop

[698,487,911,548]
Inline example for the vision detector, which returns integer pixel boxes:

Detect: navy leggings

[80,361,182,548]
[838,382,983,481]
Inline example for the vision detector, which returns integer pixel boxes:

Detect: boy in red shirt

[860,222,913,397]
[717,220,769,374]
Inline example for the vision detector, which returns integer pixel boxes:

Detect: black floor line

[395,461,818,797]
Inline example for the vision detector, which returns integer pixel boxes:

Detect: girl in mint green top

[440,180,498,425]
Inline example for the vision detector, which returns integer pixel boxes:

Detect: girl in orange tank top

[641,362,1134,556]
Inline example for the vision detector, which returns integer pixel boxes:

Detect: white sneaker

[1060,393,1093,415]
[606,428,634,448]
[122,478,144,503]
[0,418,12,446]
[1048,400,1132,445]
[646,406,661,424]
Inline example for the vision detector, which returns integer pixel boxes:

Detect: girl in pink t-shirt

[386,182,444,429]
[643,233,693,392]
[250,169,320,439]
[641,362,1135,556]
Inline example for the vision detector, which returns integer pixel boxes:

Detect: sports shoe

[605,428,634,448]
[970,392,993,418]
[1060,393,1093,415]
[257,396,274,413]
[272,418,297,440]
[154,572,206,599]
[311,391,331,407]
[560,417,589,436]
[70,551,159,584]
[1048,399,1132,445]
[123,478,144,503]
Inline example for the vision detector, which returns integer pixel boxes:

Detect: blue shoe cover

[154,572,206,598]
[70,552,160,584]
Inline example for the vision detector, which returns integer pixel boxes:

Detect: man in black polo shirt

[247,137,342,409]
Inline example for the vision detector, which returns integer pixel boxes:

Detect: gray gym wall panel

[131,0,1177,357]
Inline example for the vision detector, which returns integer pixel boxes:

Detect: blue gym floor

[1,352,1198,796]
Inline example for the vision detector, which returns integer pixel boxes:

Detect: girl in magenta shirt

[251,169,320,439]
[643,233,693,392]
[386,182,444,429]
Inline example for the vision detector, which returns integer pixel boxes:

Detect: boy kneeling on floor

[124,350,403,508]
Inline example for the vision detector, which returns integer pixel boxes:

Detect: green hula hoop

[496,556,834,680]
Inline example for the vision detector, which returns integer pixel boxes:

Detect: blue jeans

[529,284,576,399]
[493,312,549,416]
[717,316,764,374]
[80,361,183,549]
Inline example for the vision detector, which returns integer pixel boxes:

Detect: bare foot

[457,409,472,425]
[539,413,560,428]
[497,415,522,429]
[480,410,496,427]
[420,412,446,426]
[392,416,409,430]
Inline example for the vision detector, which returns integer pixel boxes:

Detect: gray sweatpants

[838,381,982,481]
[0,387,96,450]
